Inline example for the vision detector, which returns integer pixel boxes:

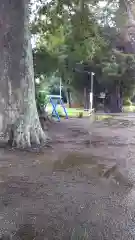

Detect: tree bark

[67,88,71,108]
[84,87,87,109]
[119,0,135,53]
[0,0,47,148]
[109,85,122,113]
[84,87,90,110]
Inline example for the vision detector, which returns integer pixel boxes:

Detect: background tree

[32,0,135,112]
[32,0,107,107]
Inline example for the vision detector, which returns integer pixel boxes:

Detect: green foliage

[33,47,58,77]
[101,48,135,97]
[31,0,135,101]
[36,90,49,112]
[123,98,132,106]
[32,0,107,79]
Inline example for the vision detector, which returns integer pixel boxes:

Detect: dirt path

[0,115,135,239]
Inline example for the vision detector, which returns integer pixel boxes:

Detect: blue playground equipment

[47,95,68,121]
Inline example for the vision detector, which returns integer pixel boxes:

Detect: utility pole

[90,72,95,112]
[74,64,95,111]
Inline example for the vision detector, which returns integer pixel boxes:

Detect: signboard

[99,92,105,99]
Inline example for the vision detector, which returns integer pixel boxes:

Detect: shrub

[123,98,132,106]
[78,112,83,118]
[36,91,49,111]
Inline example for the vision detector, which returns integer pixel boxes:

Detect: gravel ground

[0,115,135,239]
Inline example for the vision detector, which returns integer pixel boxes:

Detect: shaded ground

[0,114,135,239]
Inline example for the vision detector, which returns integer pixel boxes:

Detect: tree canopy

[31,0,135,110]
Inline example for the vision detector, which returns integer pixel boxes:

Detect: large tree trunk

[84,87,90,110]
[0,0,47,148]
[67,87,71,108]
[119,0,135,53]
[109,85,122,113]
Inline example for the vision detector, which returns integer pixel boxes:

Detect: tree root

[39,110,53,131]
[39,115,53,131]
[7,116,48,148]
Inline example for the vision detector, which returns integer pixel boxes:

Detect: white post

[90,72,95,112]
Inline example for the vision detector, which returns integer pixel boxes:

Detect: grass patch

[46,103,135,120]
[95,114,113,121]
[46,104,91,118]
[123,105,135,113]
